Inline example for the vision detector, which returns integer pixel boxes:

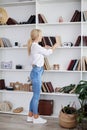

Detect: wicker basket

[59,110,77,129]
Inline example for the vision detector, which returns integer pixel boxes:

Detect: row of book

[82,56,87,71]
[1,11,82,25]
[39,35,83,47]
[70,10,81,22]
[45,56,87,71]
[75,36,87,46]
[67,59,81,71]
[39,11,81,23]
[39,36,62,47]
[19,15,36,24]
[0,38,12,47]
[41,82,54,93]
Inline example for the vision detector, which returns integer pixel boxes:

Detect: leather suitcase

[38,99,54,115]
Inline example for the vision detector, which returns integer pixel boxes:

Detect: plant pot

[59,110,77,129]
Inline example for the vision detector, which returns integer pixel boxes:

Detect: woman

[27,29,58,124]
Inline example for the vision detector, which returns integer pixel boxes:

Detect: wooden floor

[0,113,78,130]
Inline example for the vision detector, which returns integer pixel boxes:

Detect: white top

[30,42,53,67]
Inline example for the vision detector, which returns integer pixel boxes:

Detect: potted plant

[59,103,77,129]
[75,80,87,130]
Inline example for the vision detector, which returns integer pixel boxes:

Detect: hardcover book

[38,14,47,23]
[74,35,81,46]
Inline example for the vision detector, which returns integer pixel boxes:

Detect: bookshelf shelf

[44,70,81,73]
[0,46,81,50]
[0,90,78,97]
[0,69,81,73]
[0,1,35,7]
[37,0,80,4]
[0,110,28,116]
[0,69,31,72]
[37,22,81,26]
[0,24,36,28]
[0,47,27,50]
[40,92,78,97]
[0,90,32,94]
[57,47,81,49]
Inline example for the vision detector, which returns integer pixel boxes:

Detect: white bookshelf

[82,0,87,81]
[0,0,84,117]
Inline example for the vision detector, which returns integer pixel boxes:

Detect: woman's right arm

[37,43,59,56]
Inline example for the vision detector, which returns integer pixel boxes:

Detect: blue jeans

[29,65,44,114]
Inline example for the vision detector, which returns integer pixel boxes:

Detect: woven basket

[0,8,8,24]
[59,110,77,129]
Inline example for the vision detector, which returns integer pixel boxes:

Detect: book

[42,37,48,46]
[77,59,81,71]
[42,82,47,92]
[50,36,56,45]
[41,14,47,23]
[75,11,81,22]
[0,38,4,47]
[44,37,52,46]
[43,36,56,46]
[43,82,49,92]
[83,11,87,21]
[67,59,77,70]
[55,36,62,47]
[85,36,87,46]
[38,14,44,23]
[84,56,87,70]
[42,82,54,93]
[74,35,81,46]
[73,59,79,71]
[48,37,53,46]
[70,10,80,22]
[46,82,54,92]
[82,56,86,71]
[70,59,78,70]
[44,57,51,70]
[39,38,45,47]
[27,15,36,24]
[38,14,47,23]
[83,36,87,46]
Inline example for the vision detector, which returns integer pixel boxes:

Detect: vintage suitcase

[38,99,54,115]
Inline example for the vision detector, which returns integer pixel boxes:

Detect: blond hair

[27,29,42,55]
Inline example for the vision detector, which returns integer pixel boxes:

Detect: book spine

[70,10,79,22]
[67,60,74,70]
[74,35,81,46]
[44,37,52,46]
[38,14,45,23]
[67,59,77,70]
[46,82,54,92]
[73,59,79,71]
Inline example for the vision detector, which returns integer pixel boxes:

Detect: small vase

[59,16,63,23]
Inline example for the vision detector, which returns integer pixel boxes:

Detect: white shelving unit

[0,0,85,117]
[82,0,87,81]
